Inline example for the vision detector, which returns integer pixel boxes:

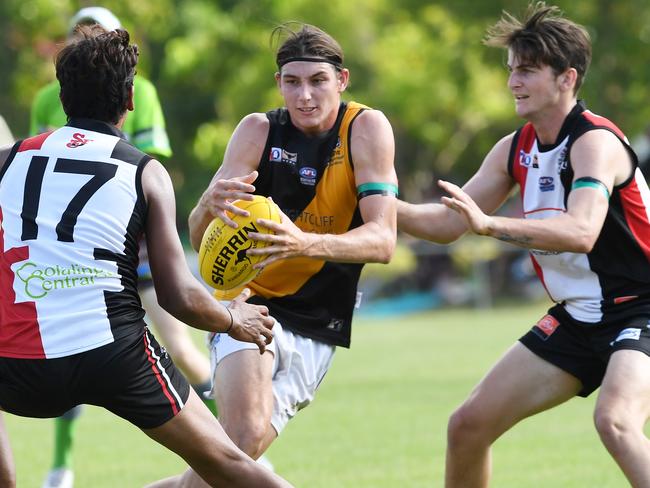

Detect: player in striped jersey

[398,3,650,487]
[0,26,291,488]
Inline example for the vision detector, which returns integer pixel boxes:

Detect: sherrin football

[198,195,281,293]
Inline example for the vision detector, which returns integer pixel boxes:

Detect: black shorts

[0,325,190,429]
[520,304,650,397]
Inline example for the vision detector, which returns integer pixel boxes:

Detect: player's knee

[222,418,268,458]
[447,403,486,446]
[593,405,631,449]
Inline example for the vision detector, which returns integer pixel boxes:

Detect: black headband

[277,56,343,70]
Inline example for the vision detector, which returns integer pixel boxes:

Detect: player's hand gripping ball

[198,195,281,292]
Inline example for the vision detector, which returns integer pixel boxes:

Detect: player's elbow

[375,231,396,264]
[569,226,599,253]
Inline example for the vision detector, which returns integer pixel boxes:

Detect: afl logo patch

[299,166,317,186]
[539,176,554,192]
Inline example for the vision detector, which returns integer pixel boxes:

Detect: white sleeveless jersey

[509,102,650,323]
[0,119,149,358]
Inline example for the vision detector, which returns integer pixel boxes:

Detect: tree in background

[3,0,650,225]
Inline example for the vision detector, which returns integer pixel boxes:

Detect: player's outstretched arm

[188,113,268,250]
[397,133,516,244]
[441,129,627,252]
[142,159,273,353]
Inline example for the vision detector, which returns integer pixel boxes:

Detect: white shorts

[209,320,335,434]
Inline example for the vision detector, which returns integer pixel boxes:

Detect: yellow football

[198,195,281,292]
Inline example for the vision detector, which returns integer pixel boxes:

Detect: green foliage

[3,0,650,225]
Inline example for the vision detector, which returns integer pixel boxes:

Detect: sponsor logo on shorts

[613,327,642,343]
[539,176,555,192]
[326,318,344,331]
[533,314,560,339]
[613,295,638,304]
[14,261,118,300]
[66,132,93,148]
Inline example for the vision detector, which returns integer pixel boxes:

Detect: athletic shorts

[0,326,190,429]
[519,304,650,397]
[209,320,335,434]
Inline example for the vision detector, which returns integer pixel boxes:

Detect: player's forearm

[397,200,466,244]
[303,222,396,263]
[157,279,232,333]
[485,214,597,253]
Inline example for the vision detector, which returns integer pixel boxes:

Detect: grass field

[6,302,629,487]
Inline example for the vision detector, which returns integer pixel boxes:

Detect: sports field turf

[6,302,629,487]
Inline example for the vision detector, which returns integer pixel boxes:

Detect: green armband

[357,182,399,200]
[572,177,610,200]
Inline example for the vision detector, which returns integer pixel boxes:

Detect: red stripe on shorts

[142,333,179,416]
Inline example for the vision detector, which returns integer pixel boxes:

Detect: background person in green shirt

[30,8,214,488]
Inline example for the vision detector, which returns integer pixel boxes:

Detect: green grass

[6,302,629,487]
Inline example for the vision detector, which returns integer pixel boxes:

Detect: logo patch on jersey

[66,132,93,148]
[539,176,555,192]
[533,314,560,340]
[299,166,317,186]
[532,154,539,168]
[14,261,117,300]
[519,150,533,168]
[269,147,297,164]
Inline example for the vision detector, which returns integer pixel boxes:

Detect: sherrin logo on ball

[198,195,281,292]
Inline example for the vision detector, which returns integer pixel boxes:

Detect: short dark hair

[273,23,344,72]
[484,2,591,93]
[56,25,139,124]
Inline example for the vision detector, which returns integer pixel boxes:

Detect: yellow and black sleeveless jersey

[247,101,368,347]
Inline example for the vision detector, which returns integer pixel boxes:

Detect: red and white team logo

[536,314,560,337]
[66,132,93,148]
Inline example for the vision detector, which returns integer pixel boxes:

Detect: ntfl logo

[66,132,93,148]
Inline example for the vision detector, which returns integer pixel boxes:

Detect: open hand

[199,171,258,228]
[247,200,314,269]
[439,180,492,235]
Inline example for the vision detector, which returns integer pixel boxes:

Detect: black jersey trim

[346,106,366,170]
[0,141,21,183]
[537,101,586,152]
[507,129,522,179]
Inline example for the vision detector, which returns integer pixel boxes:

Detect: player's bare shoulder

[225,112,271,166]
[235,112,271,139]
[350,108,395,168]
[353,108,394,138]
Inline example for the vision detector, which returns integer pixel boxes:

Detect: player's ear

[559,68,577,93]
[337,68,349,92]
[126,84,134,111]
